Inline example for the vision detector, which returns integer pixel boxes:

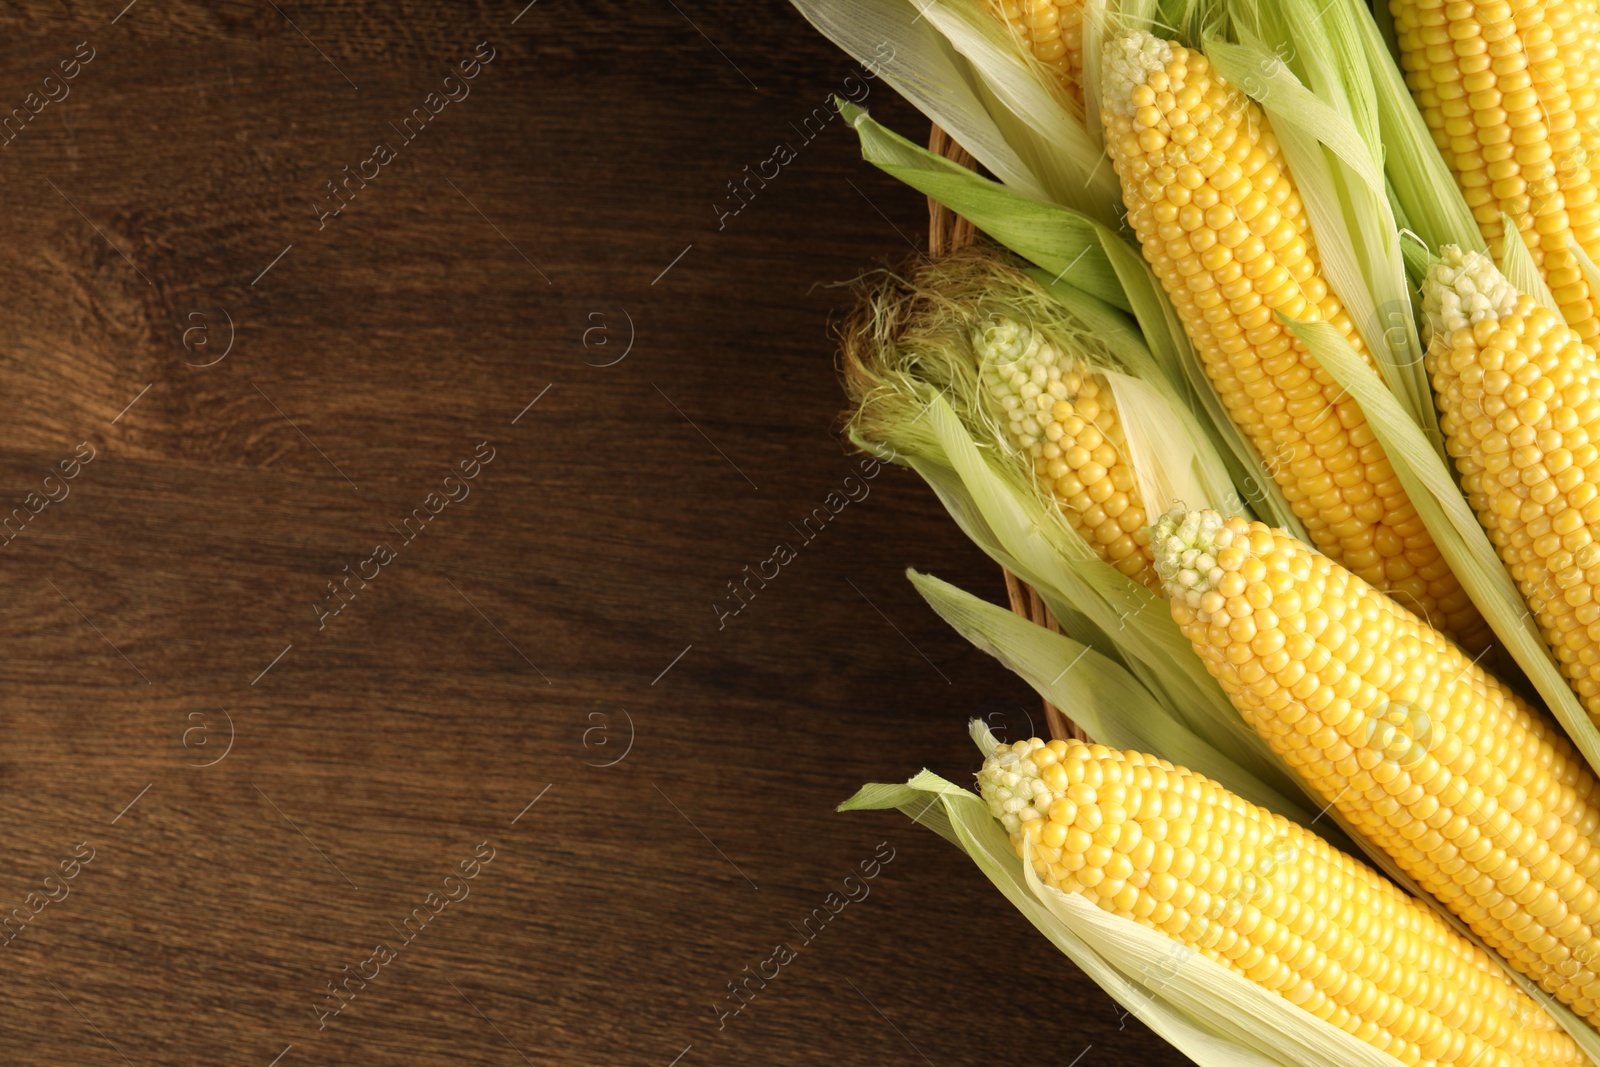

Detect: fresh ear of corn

[1153,507,1600,1026]
[843,248,1243,587]
[1099,29,1491,651]
[848,747,1586,1067]
[1390,0,1600,342]
[1425,247,1600,726]
[977,735,1585,1065]
[986,0,1086,104]
[973,316,1161,588]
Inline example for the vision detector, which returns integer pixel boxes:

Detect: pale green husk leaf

[788,0,1121,222]
[1497,212,1560,314]
[1106,370,1235,520]
[914,0,1121,211]
[788,0,1045,200]
[839,100,1128,307]
[909,569,1321,824]
[1080,0,1109,146]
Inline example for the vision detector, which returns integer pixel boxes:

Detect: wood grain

[0,2,1187,1063]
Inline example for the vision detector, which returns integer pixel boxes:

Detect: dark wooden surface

[0,2,1187,1064]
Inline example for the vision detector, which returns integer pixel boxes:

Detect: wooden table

[0,2,1185,1063]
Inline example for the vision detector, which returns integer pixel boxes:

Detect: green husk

[1498,212,1560,314]
[909,569,1321,825]
[838,99,1127,307]
[788,0,1121,222]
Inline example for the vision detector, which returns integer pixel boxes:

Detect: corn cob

[988,0,1085,104]
[974,316,1159,588]
[1100,30,1490,650]
[1391,0,1600,343]
[979,736,1585,1065]
[1152,508,1600,1025]
[1425,247,1600,725]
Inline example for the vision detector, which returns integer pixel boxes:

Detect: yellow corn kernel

[1153,508,1600,1029]
[1392,0,1600,342]
[974,317,1157,588]
[978,736,1585,1065]
[990,0,1085,104]
[1426,247,1600,726]
[1101,30,1490,650]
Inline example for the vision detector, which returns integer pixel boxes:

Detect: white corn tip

[1102,30,1173,114]
[975,739,1054,835]
[1421,245,1517,336]
[1151,508,1229,618]
[973,317,1076,454]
